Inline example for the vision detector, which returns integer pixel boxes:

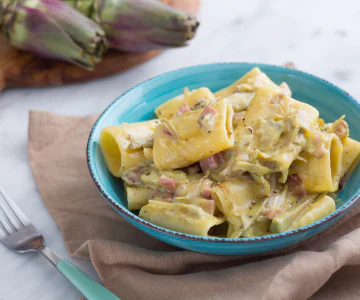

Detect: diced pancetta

[200,152,225,172]
[266,206,284,220]
[159,176,176,192]
[176,102,191,116]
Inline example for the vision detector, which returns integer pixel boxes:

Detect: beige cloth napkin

[28,110,360,300]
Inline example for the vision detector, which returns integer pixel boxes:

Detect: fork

[0,187,119,300]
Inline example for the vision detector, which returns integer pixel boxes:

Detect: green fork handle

[57,260,119,300]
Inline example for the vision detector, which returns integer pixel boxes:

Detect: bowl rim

[87,62,360,244]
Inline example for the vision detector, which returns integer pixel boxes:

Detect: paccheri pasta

[99,67,360,238]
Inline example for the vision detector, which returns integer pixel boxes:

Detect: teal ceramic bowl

[87,63,360,255]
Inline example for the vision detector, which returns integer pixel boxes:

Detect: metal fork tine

[0,215,13,234]
[0,187,30,229]
[0,201,21,231]
[0,225,5,238]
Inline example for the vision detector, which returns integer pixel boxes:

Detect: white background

[0,0,359,299]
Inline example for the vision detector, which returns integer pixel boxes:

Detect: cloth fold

[28,110,360,300]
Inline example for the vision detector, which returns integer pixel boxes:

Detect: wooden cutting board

[0,0,200,92]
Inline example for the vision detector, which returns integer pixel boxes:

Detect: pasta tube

[215,67,291,98]
[340,137,360,177]
[270,194,318,233]
[121,165,188,192]
[287,195,335,230]
[174,197,216,215]
[125,186,153,210]
[139,201,225,236]
[153,98,234,170]
[291,133,343,193]
[233,87,319,176]
[155,88,215,119]
[100,120,160,177]
[215,67,263,97]
[211,179,264,238]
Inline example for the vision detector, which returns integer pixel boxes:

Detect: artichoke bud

[65,0,200,52]
[2,0,108,69]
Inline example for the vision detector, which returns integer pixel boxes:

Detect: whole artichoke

[65,0,200,52]
[1,0,108,69]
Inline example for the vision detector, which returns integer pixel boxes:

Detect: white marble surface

[0,0,360,299]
